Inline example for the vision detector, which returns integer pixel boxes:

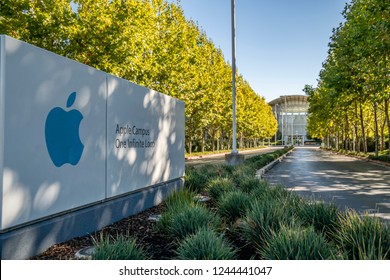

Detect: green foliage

[175,228,236,260]
[164,189,198,211]
[368,154,390,163]
[157,204,221,240]
[238,177,268,193]
[89,147,389,260]
[185,167,210,193]
[307,0,390,157]
[231,165,257,187]
[266,184,292,200]
[0,0,278,155]
[260,225,337,260]
[335,211,390,260]
[240,199,296,250]
[92,235,148,260]
[298,200,341,237]
[249,182,269,199]
[217,190,251,222]
[206,177,236,200]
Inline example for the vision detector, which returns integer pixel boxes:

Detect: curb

[255,149,294,178]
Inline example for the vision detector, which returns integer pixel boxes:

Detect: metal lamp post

[225,0,244,165]
[231,0,237,154]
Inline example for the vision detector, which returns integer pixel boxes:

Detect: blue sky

[175,0,348,102]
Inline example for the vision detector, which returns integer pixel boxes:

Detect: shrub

[266,184,291,201]
[260,225,337,260]
[92,235,148,260]
[239,177,268,193]
[175,228,236,260]
[206,164,234,179]
[206,177,236,200]
[250,183,301,212]
[217,190,251,222]
[185,168,209,193]
[157,204,221,240]
[164,189,198,211]
[231,165,257,185]
[249,181,269,199]
[298,200,340,237]
[157,189,200,233]
[335,211,390,260]
[241,199,295,250]
[368,154,390,163]
[220,164,235,176]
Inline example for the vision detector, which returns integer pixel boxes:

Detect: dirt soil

[30,199,252,260]
[30,204,175,260]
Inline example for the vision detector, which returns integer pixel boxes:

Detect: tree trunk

[211,129,215,152]
[385,98,390,157]
[201,129,206,153]
[187,120,193,154]
[354,123,360,153]
[380,118,386,152]
[326,135,330,149]
[359,103,367,153]
[373,102,379,157]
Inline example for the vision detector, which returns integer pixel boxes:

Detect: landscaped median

[91,147,390,260]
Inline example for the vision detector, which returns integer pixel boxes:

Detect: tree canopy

[0,0,277,153]
[305,0,389,157]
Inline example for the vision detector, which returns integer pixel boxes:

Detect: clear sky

[175,0,348,102]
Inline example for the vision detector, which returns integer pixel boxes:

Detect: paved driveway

[185,146,283,166]
[264,147,390,220]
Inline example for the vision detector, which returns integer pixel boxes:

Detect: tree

[1,0,278,154]
[307,0,389,157]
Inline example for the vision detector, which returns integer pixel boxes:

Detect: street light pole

[225,0,244,165]
[231,0,237,154]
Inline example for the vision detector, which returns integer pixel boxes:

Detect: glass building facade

[269,95,309,145]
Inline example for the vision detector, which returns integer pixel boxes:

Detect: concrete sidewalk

[264,147,390,220]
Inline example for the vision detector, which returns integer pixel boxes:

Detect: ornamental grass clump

[158,204,221,240]
[298,200,341,237]
[260,225,337,260]
[184,168,209,193]
[335,211,390,260]
[92,235,148,260]
[217,190,251,222]
[265,184,291,201]
[231,165,257,186]
[156,189,199,233]
[175,228,237,260]
[249,181,269,199]
[239,177,268,194]
[241,198,295,250]
[164,189,198,211]
[206,177,236,200]
[185,165,217,193]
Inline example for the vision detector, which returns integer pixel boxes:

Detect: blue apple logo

[45,92,84,167]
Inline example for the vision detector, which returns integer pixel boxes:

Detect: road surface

[185,146,283,166]
[264,147,390,220]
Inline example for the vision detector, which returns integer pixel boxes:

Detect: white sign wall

[0,35,184,230]
[107,75,185,197]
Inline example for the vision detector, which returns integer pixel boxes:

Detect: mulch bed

[30,204,175,260]
[30,198,253,260]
